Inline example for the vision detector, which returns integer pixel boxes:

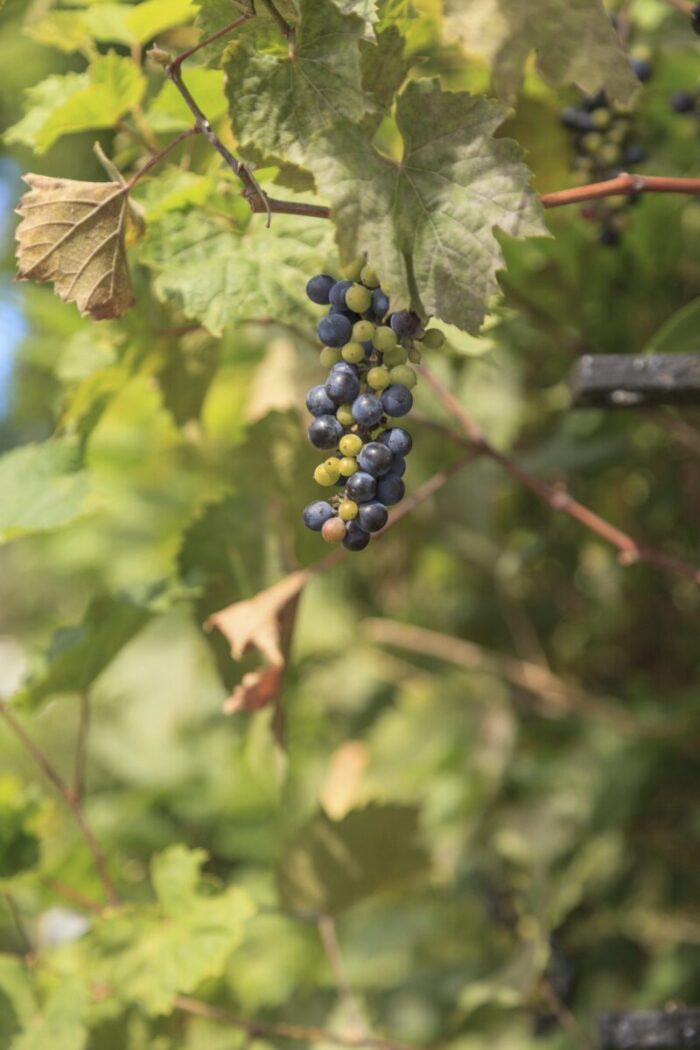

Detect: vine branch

[540,172,700,209]
[418,364,700,588]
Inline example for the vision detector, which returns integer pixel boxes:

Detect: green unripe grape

[421,328,445,350]
[338,456,359,476]
[372,326,397,352]
[591,108,611,129]
[598,143,621,167]
[342,341,365,364]
[383,345,408,367]
[389,365,417,389]
[314,464,335,486]
[342,256,365,281]
[339,434,363,457]
[322,457,341,482]
[607,123,628,144]
[336,403,355,426]
[322,517,347,543]
[353,320,375,343]
[345,284,372,313]
[367,365,391,389]
[320,346,342,367]
[582,132,603,153]
[360,265,380,288]
[408,346,422,364]
[339,499,359,521]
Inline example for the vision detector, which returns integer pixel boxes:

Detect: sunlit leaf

[0,441,89,542]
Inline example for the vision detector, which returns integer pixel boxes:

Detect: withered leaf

[15,173,135,320]
[206,569,308,718]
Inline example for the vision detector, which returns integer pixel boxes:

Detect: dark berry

[357,441,394,477]
[346,471,377,503]
[376,473,405,506]
[308,415,344,449]
[342,520,371,551]
[303,501,334,531]
[318,313,353,348]
[357,501,389,533]
[306,274,335,305]
[306,384,336,417]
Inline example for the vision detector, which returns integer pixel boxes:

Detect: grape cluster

[560,52,652,246]
[301,261,443,552]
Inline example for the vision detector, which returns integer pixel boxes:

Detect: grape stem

[539,172,700,209]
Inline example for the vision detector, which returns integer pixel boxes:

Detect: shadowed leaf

[16,174,134,320]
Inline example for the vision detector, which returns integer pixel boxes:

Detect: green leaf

[24,12,92,53]
[14,597,151,711]
[278,803,429,916]
[146,68,227,133]
[84,0,197,46]
[0,779,42,881]
[310,79,545,333]
[84,847,255,1015]
[193,0,255,65]
[444,0,639,105]
[224,0,374,163]
[360,23,409,125]
[643,297,700,355]
[135,168,214,222]
[0,441,89,542]
[0,957,36,1045]
[4,53,146,154]
[140,210,335,337]
[10,979,88,1050]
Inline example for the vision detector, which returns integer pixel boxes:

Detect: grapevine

[302,262,443,551]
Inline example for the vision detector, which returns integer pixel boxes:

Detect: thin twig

[0,701,120,907]
[174,995,418,1050]
[541,980,594,1050]
[42,878,104,914]
[418,364,700,587]
[318,915,368,1037]
[126,126,199,190]
[540,173,700,210]
[74,692,91,803]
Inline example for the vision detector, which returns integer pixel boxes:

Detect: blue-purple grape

[306,274,335,305]
[329,280,353,308]
[357,501,388,532]
[318,313,353,348]
[357,441,393,477]
[303,501,334,531]
[308,415,344,449]
[379,427,412,456]
[381,384,413,417]
[346,471,377,503]
[376,473,405,506]
[306,384,336,417]
[343,520,371,551]
[326,369,361,405]
[351,394,384,427]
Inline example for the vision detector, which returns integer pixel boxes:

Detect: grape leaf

[278,803,429,915]
[4,53,146,154]
[0,956,36,1045]
[224,0,374,163]
[10,979,88,1050]
[139,210,334,336]
[444,0,638,105]
[25,0,196,51]
[15,174,134,321]
[0,778,42,881]
[0,440,89,542]
[309,79,546,333]
[84,847,255,1016]
[14,597,151,711]
[146,68,227,133]
[360,23,409,122]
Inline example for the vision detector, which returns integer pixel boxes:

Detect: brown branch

[318,915,367,1037]
[73,692,91,803]
[540,173,700,210]
[418,364,700,587]
[0,701,120,907]
[174,995,418,1050]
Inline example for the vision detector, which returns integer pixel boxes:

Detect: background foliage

[0,0,699,1047]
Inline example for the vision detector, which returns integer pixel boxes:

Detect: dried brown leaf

[15,173,134,320]
[207,570,309,722]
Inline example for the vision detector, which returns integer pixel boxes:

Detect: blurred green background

[0,0,699,1047]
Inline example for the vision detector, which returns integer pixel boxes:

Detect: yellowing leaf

[4,53,146,154]
[85,0,197,45]
[445,0,638,105]
[16,174,134,321]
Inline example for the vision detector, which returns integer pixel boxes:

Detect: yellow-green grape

[372,325,397,352]
[591,108,611,129]
[339,433,363,456]
[320,346,342,367]
[383,345,408,367]
[322,457,341,482]
[389,365,417,389]
[342,341,365,364]
[339,499,359,521]
[421,328,445,350]
[607,123,628,144]
[345,283,372,313]
[367,365,391,389]
[336,403,355,426]
[598,143,621,167]
[338,456,359,477]
[353,319,375,342]
[314,464,335,486]
[342,256,365,281]
[581,131,604,153]
[408,346,422,363]
[360,265,379,288]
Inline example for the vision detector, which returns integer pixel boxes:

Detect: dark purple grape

[622,143,647,165]
[306,384,336,417]
[630,57,652,82]
[306,274,335,305]
[371,289,389,317]
[391,453,406,477]
[343,520,371,551]
[326,369,361,405]
[381,384,413,417]
[346,471,377,503]
[390,310,422,339]
[303,501,334,531]
[671,90,696,114]
[357,501,388,533]
[351,394,384,427]
[559,107,596,133]
[379,427,412,456]
[376,473,405,506]
[357,441,394,477]
[328,280,353,308]
[318,313,353,348]
[308,415,344,449]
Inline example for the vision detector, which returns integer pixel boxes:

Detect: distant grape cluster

[301,261,443,552]
[560,51,652,246]
[670,87,699,117]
